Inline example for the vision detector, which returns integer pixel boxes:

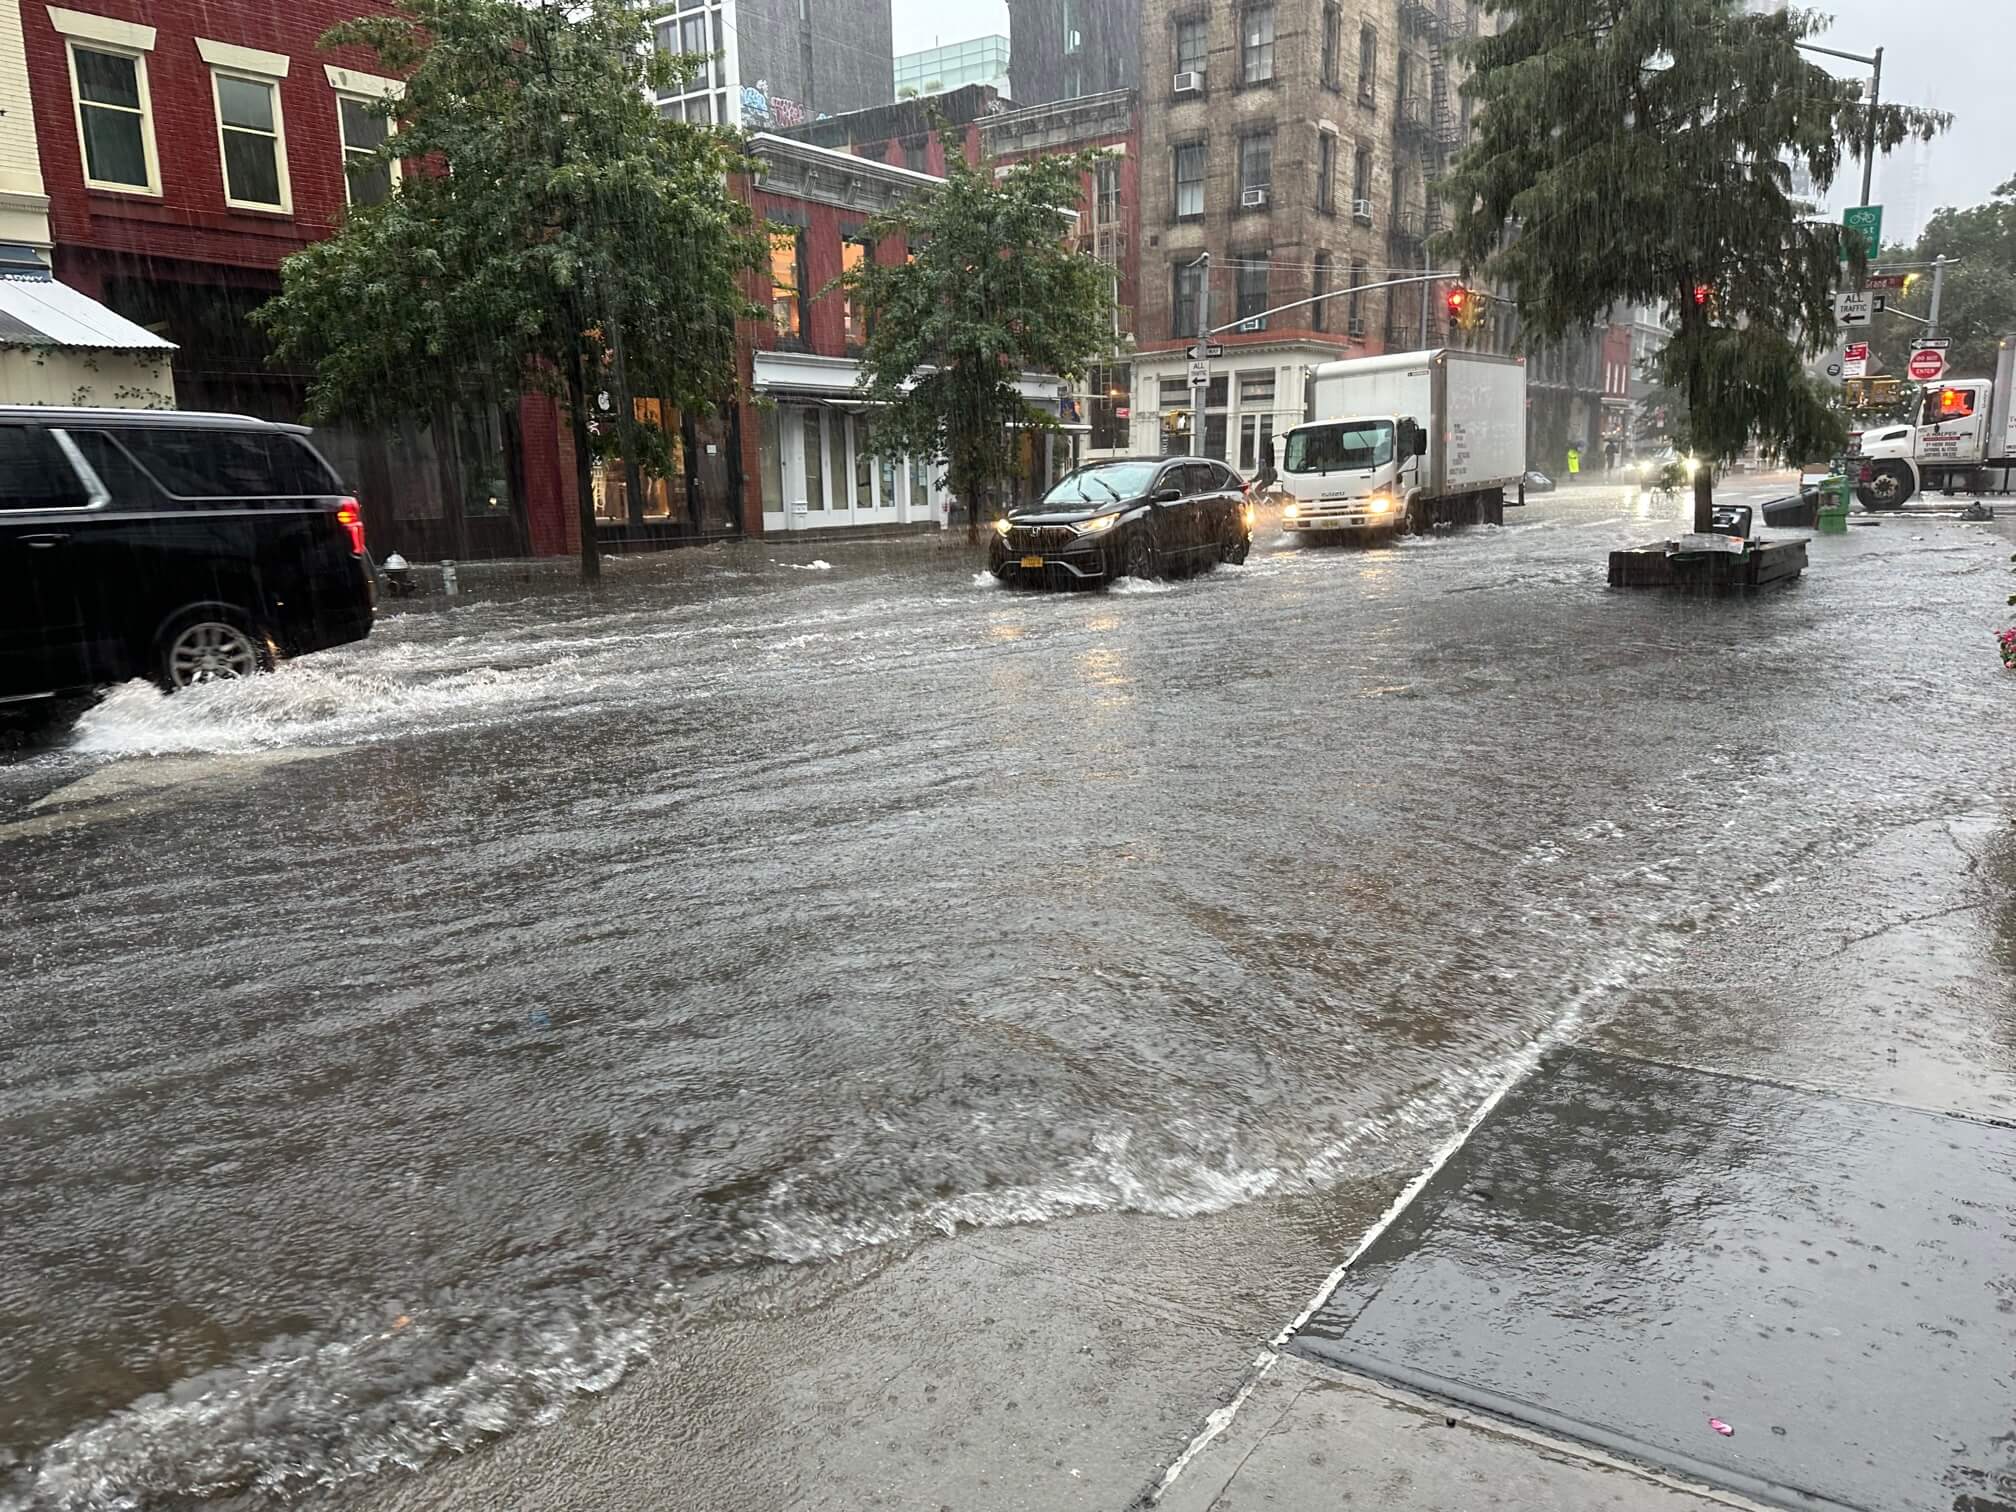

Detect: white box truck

[1277,348,1527,537]
[1852,337,2016,507]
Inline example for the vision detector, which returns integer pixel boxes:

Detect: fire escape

[1388,0,1471,347]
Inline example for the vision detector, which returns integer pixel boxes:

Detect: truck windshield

[1284,422,1394,473]
[1041,461,1158,504]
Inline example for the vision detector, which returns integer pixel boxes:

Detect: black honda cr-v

[989,456,1254,586]
[1,408,374,701]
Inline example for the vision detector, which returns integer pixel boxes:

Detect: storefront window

[852,418,872,510]
[878,454,898,512]
[909,454,930,516]
[801,408,824,508]
[1089,362,1130,450]
[759,407,784,510]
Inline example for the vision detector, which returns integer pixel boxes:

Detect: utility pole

[1188,251,1211,459]
[1795,40,1883,208]
[1926,253,1947,340]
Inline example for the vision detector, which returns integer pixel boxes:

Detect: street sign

[1188,360,1210,387]
[1911,337,1950,351]
[1842,341,1869,379]
[1867,272,1909,291]
[1835,291,1874,326]
[1842,205,1883,260]
[1185,341,1223,360]
[1907,347,1947,383]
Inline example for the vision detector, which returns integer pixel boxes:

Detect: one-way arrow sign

[1186,341,1224,360]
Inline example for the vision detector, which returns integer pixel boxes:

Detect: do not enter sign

[1908,348,1948,382]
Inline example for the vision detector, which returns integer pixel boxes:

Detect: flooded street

[3,487,2013,1511]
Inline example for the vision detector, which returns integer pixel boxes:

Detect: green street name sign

[1843,205,1883,260]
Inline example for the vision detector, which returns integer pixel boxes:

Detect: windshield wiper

[1088,474,1122,503]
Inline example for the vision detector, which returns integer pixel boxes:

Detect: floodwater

[2,489,2011,1509]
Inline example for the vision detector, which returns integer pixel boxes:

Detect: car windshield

[1040,461,1157,505]
[1283,422,1394,473]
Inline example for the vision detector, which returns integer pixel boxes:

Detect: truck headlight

[1368,495,1393,514]
[1282,502,1300,520]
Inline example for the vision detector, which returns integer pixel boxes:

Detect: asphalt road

[2,483,2012,1511]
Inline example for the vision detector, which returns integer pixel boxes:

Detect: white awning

[0,274,176,352]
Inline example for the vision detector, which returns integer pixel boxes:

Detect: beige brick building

[1128,0,1482,470]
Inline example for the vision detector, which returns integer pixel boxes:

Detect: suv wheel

[157,610,274,692]
[1221,529,1250,565]
[1118,531,1159,581]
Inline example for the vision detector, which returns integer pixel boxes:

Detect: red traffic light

[1447,286,1471,318]
[1693,284,1712,306]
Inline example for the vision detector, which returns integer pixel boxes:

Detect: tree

[1868,176,2016,383]
[1439,0,1947,531]
[839,144,1117,541]
[257,0,762,580]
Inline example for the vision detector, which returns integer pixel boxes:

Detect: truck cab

[1277,414,1430,535]
[1855,340,2016,507]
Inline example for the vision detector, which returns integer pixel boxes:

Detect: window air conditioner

[1240,186,1270,208]
[1351,197,1374,223]
[1173,70,1203,94]
[1348,317,1367,338]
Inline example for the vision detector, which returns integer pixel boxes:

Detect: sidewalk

[1152,1353,1766,1512]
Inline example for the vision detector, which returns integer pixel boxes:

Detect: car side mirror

[1154,487,1182,504]
[1413,430,1428,457]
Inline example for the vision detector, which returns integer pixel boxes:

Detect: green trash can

[1816,473,1851,533]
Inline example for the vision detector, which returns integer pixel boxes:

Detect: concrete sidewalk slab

[1152,1352,1766,1512]
[1287,1050,2016,1512]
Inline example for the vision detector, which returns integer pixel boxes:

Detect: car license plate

[1020,554,1044,569]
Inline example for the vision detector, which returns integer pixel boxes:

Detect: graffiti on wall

[740,81,828,130]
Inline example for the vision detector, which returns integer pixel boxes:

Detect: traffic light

[1446,285,1484,331]
[1692,284,1712,306]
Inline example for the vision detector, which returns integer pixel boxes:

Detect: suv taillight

[335,497,366,556]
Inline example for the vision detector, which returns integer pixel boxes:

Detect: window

[1089,362,1131,450]
[212,72,289,211]
[1239,412,1274,473]
[1312,252,1330,331]
[1352,142,1371,202]
[67,44,158,193]
[1235,257,1269,329]
[1175,16,1207,75]
[101,429,336,496]
[1238,133,1272,200]
[1348,258,1368,329]
[902,136,928,173]
[1396,51,1414,112]
[0,428,90,510]
[1171,262,1204,339]
[1239,373,1274,406]
[1172,141,1205,219]
[1094,158,1121,224]
[337,96,395,207]
[800,409,824,508]
[759,409,785,509]
[769,227,804,341]
[1358,25,1378,102]
[841,237,869,349]
[1241,4,1275,84]
[852,418,872,510]
[1316,131,1335,213]
[1321,4,1341,89]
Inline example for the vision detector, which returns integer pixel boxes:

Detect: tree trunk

[566,357,602,584]
[1691,458,1714,535]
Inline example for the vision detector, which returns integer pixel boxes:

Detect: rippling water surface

[2,497,2009,1507]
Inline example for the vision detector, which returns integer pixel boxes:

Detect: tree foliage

[256,0,763,578]
[840,144,1116,539]
[1867,175,2016,383]
[1440,0,1947,528]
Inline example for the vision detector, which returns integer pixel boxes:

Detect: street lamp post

[1796,40,1883,208]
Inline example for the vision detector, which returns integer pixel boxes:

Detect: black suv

[990,457,1254,586]
[1,409,374,701]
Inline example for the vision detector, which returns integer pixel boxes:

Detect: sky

[888,0,2014,237]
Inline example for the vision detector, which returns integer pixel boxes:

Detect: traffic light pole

[1203,269,1462,341]
[1188,252,1211,457]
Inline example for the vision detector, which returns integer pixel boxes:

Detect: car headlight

[1242,504,1255,530]
[994,517,1012,536]
[1074,513,1119,535]
[1282,502,1300,520]
[1682,456,1700,479]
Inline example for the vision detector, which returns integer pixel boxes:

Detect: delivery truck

[1276,348,1527,538]
[1852,338,2016,508]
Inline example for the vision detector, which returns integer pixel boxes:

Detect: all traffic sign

[1907,347,1947,383]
